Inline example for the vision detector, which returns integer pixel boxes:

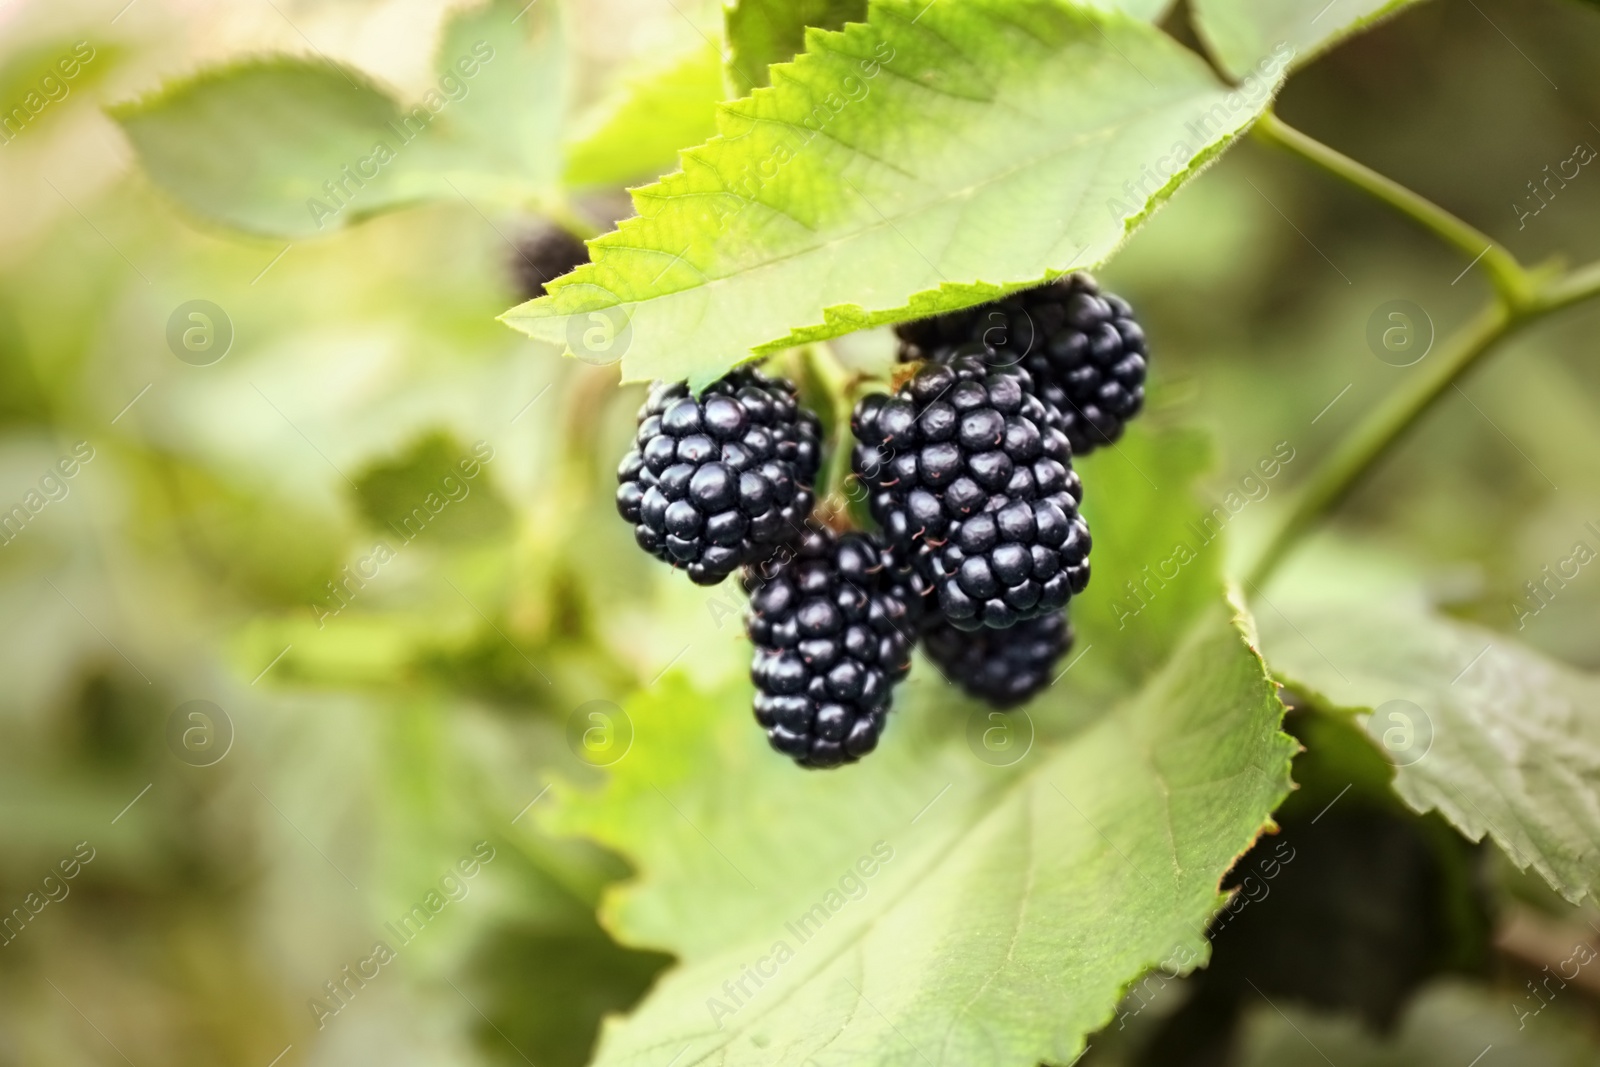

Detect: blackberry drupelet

[512,226,590,300]
[851,347,1091,630]
[743,529,918,768]
[895,273,1148,455]
[923,610,1073,709]
[616,370,822,586]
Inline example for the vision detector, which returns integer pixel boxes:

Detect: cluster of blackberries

[895,273,1147,455]
[613,273,1147,768]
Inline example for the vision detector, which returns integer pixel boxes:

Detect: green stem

[1240,106,1600,588]
[802,344,859,524]
[1246,256,1600,588]
[1244,304,1508,587]
[1253,112,1535,308]
[1539,256,1600,313]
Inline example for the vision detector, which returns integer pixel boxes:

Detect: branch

[1253,112,1535,308]
[1244,304,1509,587]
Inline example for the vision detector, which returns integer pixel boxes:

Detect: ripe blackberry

[512,226,590,300]
[895,273,1148,455]
[851,348,1091,630]
[923,611,1073,709]
[616,370,822,586]
[743,529,918,768]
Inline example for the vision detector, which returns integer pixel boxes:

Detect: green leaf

[1256,580,1600,904]
[724,0,868,95]
[352,431,512,546]
[563,40,725,190]
[544,592,1293,1067]
[502,0,1282,388]
[111,0,564,237]
[1192,0,1428,79]
[1072,422,1224,690]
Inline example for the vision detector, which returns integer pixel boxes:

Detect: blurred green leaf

[467,923,672,1067]
[0,38,119,135]
[563,40,724,189]
[111,0,564,237]
[354,432,512,546]
[503,0,1280,388]
[0,301,50,427]
[545,593,1292,1067]
[1235,981,1599,1066]
[723,0,866,94]
[1257,581,1600,905]
[114,58,399,237]
[1192,0,1428,78]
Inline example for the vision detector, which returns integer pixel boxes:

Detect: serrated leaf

[724,0,867,95]
[111,0,564,237]
[502,0,1281,388]
[543,593,1293,1067]
[563,40,725,189]
[1256,586,1600,904]
[1192,0,1428,78]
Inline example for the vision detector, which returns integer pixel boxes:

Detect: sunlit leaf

[503,0,1282,388]
[544,591,1293,1067]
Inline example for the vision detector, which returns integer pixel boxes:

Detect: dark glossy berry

[923,610,1072,709]
[851,347,1091,630]
[512,226,591,300]
[617,369,822,585]
[895,273,1148,455]
[743,529,918,769]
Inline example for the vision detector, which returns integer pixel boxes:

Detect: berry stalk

[802,343,863,527]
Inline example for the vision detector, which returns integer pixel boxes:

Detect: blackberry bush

[896,273,1148,454]
[852,347,1091,630]
[616,370,822,586]
[743,528,918,769]
[923,610,1073,709]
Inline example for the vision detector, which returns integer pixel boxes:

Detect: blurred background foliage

[0,0,1598,1064]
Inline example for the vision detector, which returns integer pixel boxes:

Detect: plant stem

[1540,256,1600,313]
[802,344,859,526]
[1241,111,1600,588]
[1244,304,1509,587]
[1253,112,1535,308]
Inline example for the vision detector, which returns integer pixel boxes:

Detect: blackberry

[923,610,1073,709]
[895,273,1148,454]
[851,347,1091,630]
[616,370,822,586]
[512,226,590,300]
[743,529,917,768]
